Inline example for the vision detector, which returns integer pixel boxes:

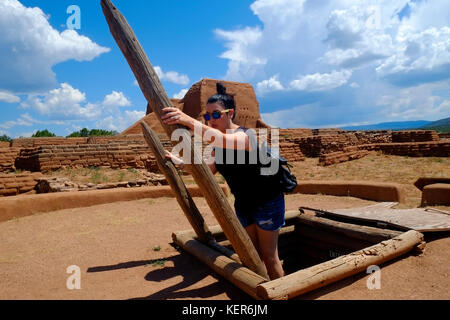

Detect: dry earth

[0,154,449,300]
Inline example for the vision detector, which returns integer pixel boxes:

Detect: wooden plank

[140,121,213,243]
[256,230,424,300]
[329,204,450,232]
[172,232,268,300]
[101,0,268,279]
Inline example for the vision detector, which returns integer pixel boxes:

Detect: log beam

[140,121,213,243]
[101,0,268,279]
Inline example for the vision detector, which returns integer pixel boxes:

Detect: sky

[0,0,449,138]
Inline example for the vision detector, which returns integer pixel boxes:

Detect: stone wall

[0,173,43,197]
[392,130,439,143]
[15,143,160,173]
[318,147,370,166]
[0,141,10,148]
[363,141,450,157]
[279,129,314,140]
[0,148,21,173]
[438,133,450,140]
[279,143,306,162]
[294,134,359,157]
[12,137,89,148]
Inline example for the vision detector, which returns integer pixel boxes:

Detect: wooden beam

[101,0,268,279]
[140,121,213,243]
[296,214,402,243]
[256,230,424,300]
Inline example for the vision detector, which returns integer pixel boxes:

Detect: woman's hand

[165,150,184,165]
[161,107,193,127]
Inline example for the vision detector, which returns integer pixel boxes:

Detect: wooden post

[101,0,268,279]
[140,121,213,243]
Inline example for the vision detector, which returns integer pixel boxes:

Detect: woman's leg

[245,224,269,277]
[255,227,284,280]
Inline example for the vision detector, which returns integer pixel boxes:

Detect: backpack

[263,146,298,193]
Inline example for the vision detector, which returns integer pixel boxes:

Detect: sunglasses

[203,109,232,121]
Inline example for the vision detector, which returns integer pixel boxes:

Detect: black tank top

[214,127,282,214]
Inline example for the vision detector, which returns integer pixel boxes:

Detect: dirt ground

[0,192,449,300]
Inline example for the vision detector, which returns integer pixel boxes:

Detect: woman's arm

[161,107,252,151]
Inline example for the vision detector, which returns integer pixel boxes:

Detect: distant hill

[342,120,432,131]
[419,117,450,133]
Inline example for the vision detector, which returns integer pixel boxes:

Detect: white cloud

[289,70,352,92]
[20,83,101,120]
[95,110,145,132]
[173,89,188,99]
[256,75,284,95]
[376,27,450,78]
[102,91,132,109]
[0,113,67,130]
[0,0,109,93]
[214,0,450,125]
[154,66,190,85]
[376,82,450,121]
[0,91,20,103]
[214,26,265,81]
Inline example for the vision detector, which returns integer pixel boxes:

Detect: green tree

[0,134,12,142]
[32,129,56,137]
[66,128,118,138]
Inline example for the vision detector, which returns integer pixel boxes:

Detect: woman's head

[207,83,236,118]
[204,83,236,131]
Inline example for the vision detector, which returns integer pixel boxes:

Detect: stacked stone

[439,133,450,140]
[279,129,314,141]
[0,172,43,197]
[319,146,370,166]
[279,143,306,162]
[352,131,392,144]
[0,141,10,148]
[296,134,357,157]
[15,143,160,173]
[11,137,88,148]
[0,148,21,172]
[311,128,344,136]
[35,173,167,194]
[368,141,450,157]
[392,130,439,143]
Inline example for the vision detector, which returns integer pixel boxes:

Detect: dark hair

[207,83,236,120]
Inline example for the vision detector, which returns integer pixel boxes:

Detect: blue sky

[0,0,449,138]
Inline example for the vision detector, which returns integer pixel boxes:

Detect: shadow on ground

[87,248,252,300]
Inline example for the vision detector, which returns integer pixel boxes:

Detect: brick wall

[319,147,370,166]
[15,143,160,173]
[0,173,42,197]
[362,141,450,157]
[11,137,89,148]
[279,143,305,162]
[392,130,439,143]
[0,148,21,173]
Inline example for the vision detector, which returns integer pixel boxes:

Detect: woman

[162,83,285,280]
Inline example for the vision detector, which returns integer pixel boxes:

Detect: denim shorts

[235,193,286,231]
